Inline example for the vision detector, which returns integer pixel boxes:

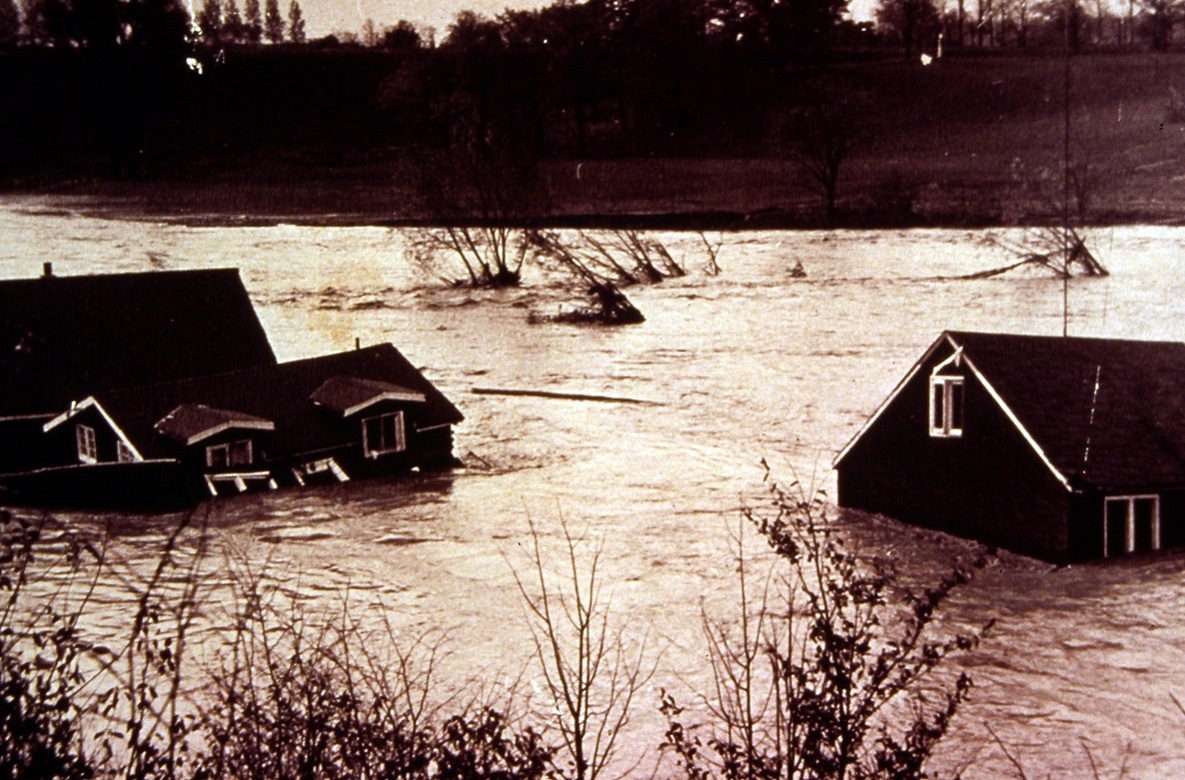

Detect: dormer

[155,404,275,469]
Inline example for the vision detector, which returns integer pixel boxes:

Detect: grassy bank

[12,51,1185,228]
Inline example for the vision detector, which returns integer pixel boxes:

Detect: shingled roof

[931,331,1185,489]
[95,344,463,461]
[0,268,276,415]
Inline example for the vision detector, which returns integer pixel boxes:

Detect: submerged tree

[526,230,646,325]
[401,49,547,289]
[663,468,992,780]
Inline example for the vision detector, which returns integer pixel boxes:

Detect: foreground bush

[661,468,993,780]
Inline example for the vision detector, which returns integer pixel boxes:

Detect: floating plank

[472,386,661,406]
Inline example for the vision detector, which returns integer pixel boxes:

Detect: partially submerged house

[0,265,276,415]
[835,331,1185,562]
[0,267,462,510]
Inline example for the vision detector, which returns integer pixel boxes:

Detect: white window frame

[362,411,407,458]
[1104,495,1161,557]
[76,424,97,464]
[929,375,964,438]
[116,440,137,463]
[205,439,254,469]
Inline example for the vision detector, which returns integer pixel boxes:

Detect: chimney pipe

[42,262,53,278]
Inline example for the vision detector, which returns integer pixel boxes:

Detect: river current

[4,196,1185,778]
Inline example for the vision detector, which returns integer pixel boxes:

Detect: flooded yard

[5,197,1185,777]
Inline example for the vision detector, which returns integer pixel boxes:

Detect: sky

[300,0,877,42]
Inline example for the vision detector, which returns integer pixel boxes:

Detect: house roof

[838,330,1185,490]
[155,405,276,445]
[310,376,426,417]
[96,344,463,461]
[0,268,276,415]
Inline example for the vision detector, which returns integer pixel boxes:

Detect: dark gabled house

[0,268,463,510]
[834,331,1185,562]
[0,265,276,416]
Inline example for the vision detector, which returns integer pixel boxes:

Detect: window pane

[1134,498,1157,552]
[229,440,252,466]
[382,414,397,448]
[949,380,964,431]
[1105,499,1128,557]
[932,382,945,430]
[365,417,381,452]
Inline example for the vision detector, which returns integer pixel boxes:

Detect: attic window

[363,411,406,457]
[76,424,97,464]
[117,440,137,463]
[929,376,964,438]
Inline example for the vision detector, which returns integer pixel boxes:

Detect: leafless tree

[510,517,654,780]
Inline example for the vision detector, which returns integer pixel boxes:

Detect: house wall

[0,416,54,472]
[837,348,1073,561]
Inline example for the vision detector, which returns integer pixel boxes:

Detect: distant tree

[223,0,243,41]
[361,16,377,45]
[710,0,849,64]
[0,0,20,46]
[381,18,420,48]
[123,0,191,52]
[198,0,222,43]
[70,0,122,48]
[779,82,869,222]
[442,9,501,48]
[876,0,941,55]
[243,0,261,42]
[263,0,282,41]
[21,0,68,45]
[1140,0,1181,48]
[286,0,303,41]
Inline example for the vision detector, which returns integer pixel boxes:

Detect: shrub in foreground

[662,467,993,780]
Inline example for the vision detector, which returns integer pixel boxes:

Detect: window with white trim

[1104,495,1160,557]
[929,376,964,438]
[206,440,253,469]
[116,440,137,463]
[76,424,97,464]
[362,411,406,457]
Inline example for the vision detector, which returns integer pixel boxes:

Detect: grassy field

[37,51,1185,227]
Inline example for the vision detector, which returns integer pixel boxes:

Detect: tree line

[0,0,1181,188]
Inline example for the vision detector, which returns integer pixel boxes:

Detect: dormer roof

[155,404,276,445]
[311,376,426,417]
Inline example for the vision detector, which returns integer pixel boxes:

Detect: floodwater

[5,196,1185,777]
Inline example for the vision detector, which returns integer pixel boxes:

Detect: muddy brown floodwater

[5,197,1185,777]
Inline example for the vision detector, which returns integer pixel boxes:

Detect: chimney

[42,262,53,278]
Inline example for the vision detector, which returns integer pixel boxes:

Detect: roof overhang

[310,376,427,417]
[155,405,276,446]
[337,391,426,418]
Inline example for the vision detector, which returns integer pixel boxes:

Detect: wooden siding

[837,344,1073,560]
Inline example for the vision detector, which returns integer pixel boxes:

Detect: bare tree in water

[407,48,547,288]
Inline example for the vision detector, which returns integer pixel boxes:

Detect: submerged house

[0,267,462,509]
[0,265,276,415]
[834,331,1185,562]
